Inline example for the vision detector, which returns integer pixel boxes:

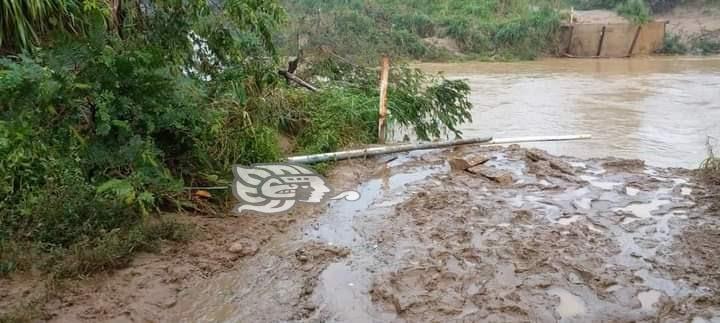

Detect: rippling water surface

[416,57,720,168]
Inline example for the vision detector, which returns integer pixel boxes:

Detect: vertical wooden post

[378,55,390,144]
[565,25,575,56]
[627,25,642,57]
[596,25,607,57]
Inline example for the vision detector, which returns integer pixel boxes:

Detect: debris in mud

[359,147,716,322]
[467,165,514,186]
[525,148,575,175]
[228,238,259,257]
[295,242,350,267]
[602,158,646,171]
[449,153,490,172]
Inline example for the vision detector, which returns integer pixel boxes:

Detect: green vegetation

[568,0,682,13]
[701,156,720,185]
[615,0,652,23]
[0,0,472,280]
[657,32,720,55]
[279,0,564,62]
[690,33,720,55]
[701,139,720,186]
[658,33,688,54]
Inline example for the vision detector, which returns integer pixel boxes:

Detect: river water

[415,57,720,169]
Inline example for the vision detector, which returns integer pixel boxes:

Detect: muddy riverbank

[9,144,716,322]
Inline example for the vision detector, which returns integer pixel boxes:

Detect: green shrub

[0,0,476,279]
[0,0,284,276]
[658,34,688,54]
[690,34,720,55]
[616,0,652,24]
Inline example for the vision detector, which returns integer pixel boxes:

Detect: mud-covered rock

[526,148,575,175]
[228,239,259,256]
[467,165,514,186]
[602,159,645,171]
[448,153,490,172]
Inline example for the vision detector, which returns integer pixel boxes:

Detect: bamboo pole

[377,55,390,144]
[286,134,592,164]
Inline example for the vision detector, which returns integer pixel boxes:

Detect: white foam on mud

[681,187,692,195]
[547,287,586,318]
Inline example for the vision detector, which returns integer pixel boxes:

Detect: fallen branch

[278,70,318,92]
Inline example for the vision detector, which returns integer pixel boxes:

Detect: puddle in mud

[310,156,449,321]
[580,175,621,190]
[637,290,662,311]
[315,263,393,322]
[616,199,670,224]
[307,161,445,245]
[573,197,592,209]
[626,186,641,196]
[547,287,587,318]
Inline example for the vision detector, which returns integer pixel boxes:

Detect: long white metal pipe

[286,134,592,164]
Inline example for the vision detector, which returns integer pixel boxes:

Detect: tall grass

[701,137,720,186]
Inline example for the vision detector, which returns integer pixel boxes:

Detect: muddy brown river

[416,57,720,169]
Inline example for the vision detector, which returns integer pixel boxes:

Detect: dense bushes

[0,1,474,278]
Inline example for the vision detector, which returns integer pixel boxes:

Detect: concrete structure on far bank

[559,21,667,57]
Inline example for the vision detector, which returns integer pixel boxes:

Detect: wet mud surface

[173,146,719,322]
[4,146,719,322]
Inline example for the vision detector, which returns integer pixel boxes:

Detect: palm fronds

[0,0,82,51]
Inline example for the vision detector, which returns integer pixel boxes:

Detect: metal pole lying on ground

[286,134,592,164]
[487,134,592,145]
[287,136,493,164]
